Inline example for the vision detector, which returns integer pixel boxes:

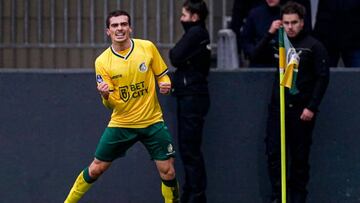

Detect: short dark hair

[281,1,306,20]
[183,0,209,22]
[106,10,131,28]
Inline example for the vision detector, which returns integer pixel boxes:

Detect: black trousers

[177,94,210,203]
[265,106,315,203]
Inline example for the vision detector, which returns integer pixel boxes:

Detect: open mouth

[115,32,125,38]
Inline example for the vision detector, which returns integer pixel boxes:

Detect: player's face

[282,13,304,38]
[266,0,280,7]
[106,15,132,44]
[180,7,199,22]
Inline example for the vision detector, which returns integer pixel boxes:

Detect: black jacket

[313,0,360,50]
[240,4,280,67]
[270,31,330,112]
[169,21,211,96]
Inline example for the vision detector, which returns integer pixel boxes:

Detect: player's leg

[65,127,137,202]
[156,158,179,203]
[64,159,111,203]
[140,122,179,203]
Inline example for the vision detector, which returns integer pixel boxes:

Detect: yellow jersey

[95,39,171,128]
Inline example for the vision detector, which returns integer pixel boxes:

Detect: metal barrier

[0,0,233,68]
[216,29,239,69]
[1,0,177,48]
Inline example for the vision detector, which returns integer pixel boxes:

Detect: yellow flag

[279,29,300,95]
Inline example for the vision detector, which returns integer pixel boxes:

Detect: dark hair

[281,1,306,20]
[183,0,209,22]
[106,10,131,28]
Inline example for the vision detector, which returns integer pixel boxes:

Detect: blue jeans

[329,48,360,68]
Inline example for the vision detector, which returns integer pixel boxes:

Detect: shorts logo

[96,75,103,83]
[119,86,130,102]
[139,62,148,72]
[167,144,175,155]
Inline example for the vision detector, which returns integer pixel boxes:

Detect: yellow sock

[64,171,93,203]
[161,179,179,203]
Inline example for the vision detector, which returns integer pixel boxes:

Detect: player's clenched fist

[97,82,110,99]
[159,82,171,95]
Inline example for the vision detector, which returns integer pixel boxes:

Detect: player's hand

[97,82,110,99]
[269,20,282,34]
[159,82,171,95]
[300,108,314,121]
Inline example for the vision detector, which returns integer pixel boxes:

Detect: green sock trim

[162,178,177,187]
[83,167,96,184]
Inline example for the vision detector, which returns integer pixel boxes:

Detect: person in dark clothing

[264,2,330,202]
[240,0,282,67]
[169,0,211,203]
[229,0,263,56]
[231,0,311,66]
[313,0,360,67]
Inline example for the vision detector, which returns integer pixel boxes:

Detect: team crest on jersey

[139,62,148,72]
[96,75,103,83]
[119,86,130,102]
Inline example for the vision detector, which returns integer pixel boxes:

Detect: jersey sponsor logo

[119,81,148,102]
[96,75,103,83]
[139,62,148,72]
[119,86,130,102]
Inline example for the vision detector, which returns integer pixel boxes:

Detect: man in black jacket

[169,0,211,202]
[263,2,330,202]
[313,0,360,67]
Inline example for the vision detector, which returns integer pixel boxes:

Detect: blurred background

[0,0,235,69]
[0,0,321,69]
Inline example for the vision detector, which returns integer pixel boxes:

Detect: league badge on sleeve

[139,62,148,72]
[96,75,103,83]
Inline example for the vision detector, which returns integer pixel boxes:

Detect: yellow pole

[278,27,287,203]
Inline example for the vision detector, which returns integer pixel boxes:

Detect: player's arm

[157,74,171,95]
[95,60,119,109]
[149,41,172,95]
[97,82,110,100]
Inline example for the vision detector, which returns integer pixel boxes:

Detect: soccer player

[64,10,179,203]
